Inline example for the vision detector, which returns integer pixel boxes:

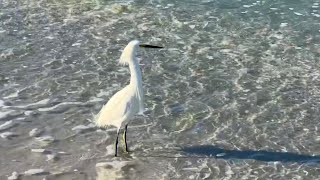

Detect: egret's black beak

[139,44,163,48]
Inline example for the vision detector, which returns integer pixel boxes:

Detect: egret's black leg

[124,124,129,153]
[115,129,120,157]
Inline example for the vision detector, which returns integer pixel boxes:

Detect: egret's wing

[95,86,133,128]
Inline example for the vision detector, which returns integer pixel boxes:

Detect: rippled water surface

[1,0,320,179]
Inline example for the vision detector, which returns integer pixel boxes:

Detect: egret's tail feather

[119,57,129,65]
[94,107,106,128]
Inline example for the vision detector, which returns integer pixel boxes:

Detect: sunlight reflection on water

[1,0,320,179]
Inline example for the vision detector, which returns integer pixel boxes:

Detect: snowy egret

[95,40,163,156]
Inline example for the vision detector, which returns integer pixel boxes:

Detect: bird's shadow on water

[180,145,320,165]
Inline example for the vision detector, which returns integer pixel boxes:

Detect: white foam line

[5,99,51,109]
[96,161,132,169]
[294,12,304,16]
[3,91,19,99]
[38,102,84,112]
[0,120,15,131]
[88,97,105,103]
[0,110,15,120]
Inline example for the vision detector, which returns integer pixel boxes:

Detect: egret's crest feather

[119,40,140,65]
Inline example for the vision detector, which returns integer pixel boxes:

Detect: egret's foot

[122,151,133,158]
[124,148,130,154]
[122,143,130,154]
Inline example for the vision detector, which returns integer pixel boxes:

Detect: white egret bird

[95,40,163,156]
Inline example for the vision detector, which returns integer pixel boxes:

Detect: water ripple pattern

[1,0,320,179]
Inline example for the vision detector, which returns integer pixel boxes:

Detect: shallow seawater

[1,0,320,179]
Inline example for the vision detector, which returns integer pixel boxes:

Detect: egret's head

[119,40,163,65]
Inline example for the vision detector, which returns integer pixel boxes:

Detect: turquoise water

[1,0,320,179]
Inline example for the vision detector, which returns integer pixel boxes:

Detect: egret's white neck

[128,57,144,113]
[128,58,142,88]
[120,40,144,113]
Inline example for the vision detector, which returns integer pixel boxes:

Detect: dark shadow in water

[181,145,320,164]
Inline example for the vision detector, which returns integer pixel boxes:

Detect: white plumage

[95,40,162,156]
